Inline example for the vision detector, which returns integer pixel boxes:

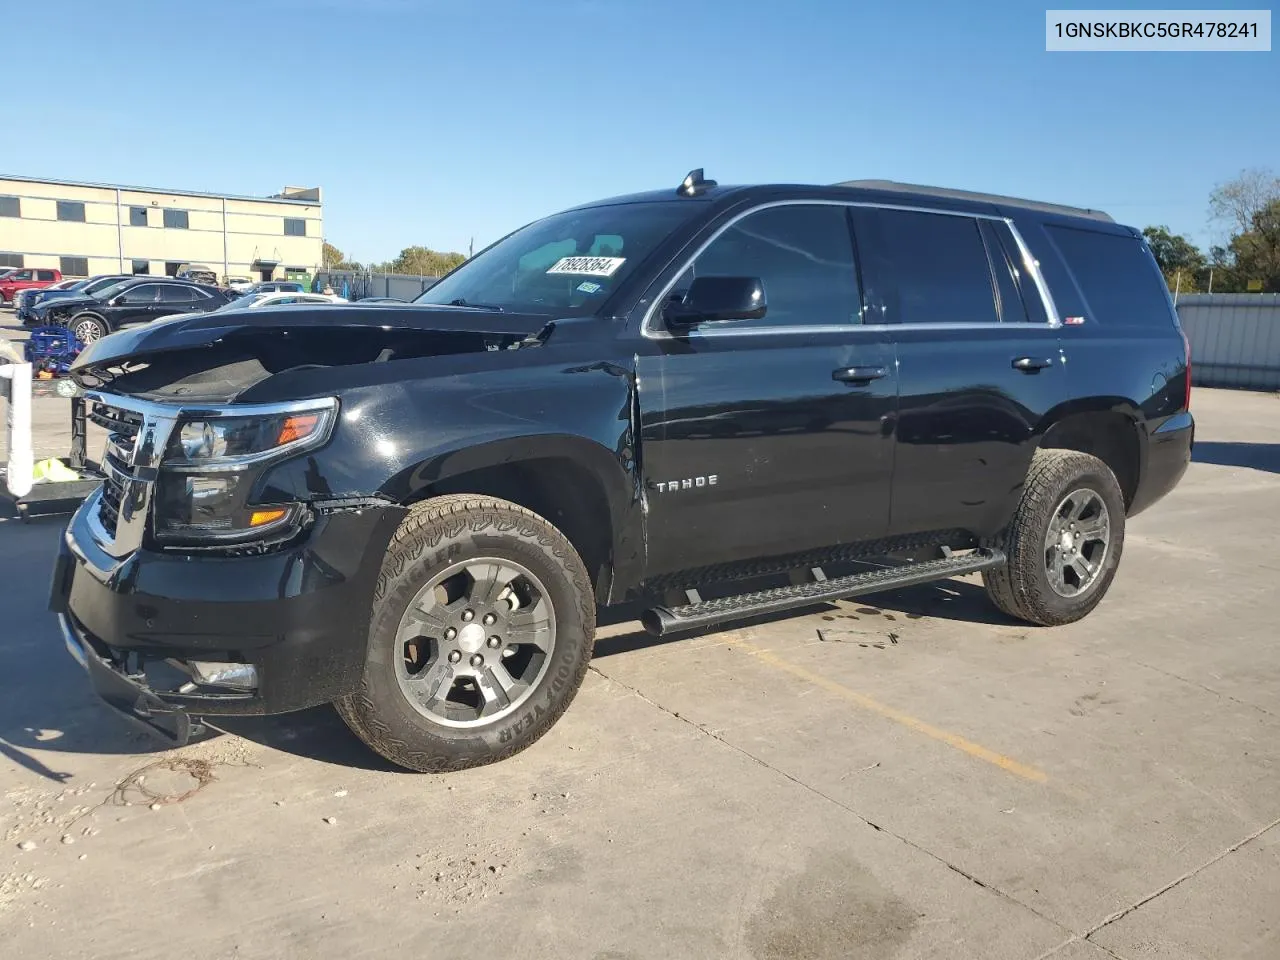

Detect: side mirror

[110,296,125,306]
[663,276,767,328]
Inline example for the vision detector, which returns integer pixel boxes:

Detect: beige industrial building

[0,175,323,285]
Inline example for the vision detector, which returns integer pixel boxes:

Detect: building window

[57,200,86,222]
[0,253,22,268]
[131,259,150,275]
[163,209,189,230]
[164,261,183,277]
[0,196,19,218]
[60,257,89,277]
[129,206,148,227]
[284,217,306,237]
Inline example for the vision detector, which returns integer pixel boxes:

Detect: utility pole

[469,237,474,259]
[1173,270,1181,304]
[1207,268,1214,294]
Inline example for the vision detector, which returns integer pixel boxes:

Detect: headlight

[153,398,336,545]
[163,399,337,470]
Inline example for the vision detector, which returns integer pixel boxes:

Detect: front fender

[256,357,645,593]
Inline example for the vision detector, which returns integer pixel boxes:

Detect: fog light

[187,661,259,692]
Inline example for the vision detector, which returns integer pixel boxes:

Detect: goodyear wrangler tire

[335,495,595,772]
[983,449,1126,627]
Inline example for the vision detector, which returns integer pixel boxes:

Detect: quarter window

[854,209,998,325]
[129,206,148,227]
[672,204,861,328]
[57,201,86,222]
[1046,225,1173,329]
[0,196,19,218]
[58,258,88,277]
[37,269,59,282]
[283,217,306,237]
[163,209,189,229]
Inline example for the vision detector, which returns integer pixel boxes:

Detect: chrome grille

[95,413,141,539]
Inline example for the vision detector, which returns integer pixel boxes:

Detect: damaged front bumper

[57,612,207,745]
[51,489,405,744]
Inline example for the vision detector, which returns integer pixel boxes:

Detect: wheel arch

[392,434,639,604]
[67,311,111,335]
[1039,399,1143,510]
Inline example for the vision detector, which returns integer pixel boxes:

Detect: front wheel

[983,449,1126,626]
[69,313,109,344]
[335,495,595,772]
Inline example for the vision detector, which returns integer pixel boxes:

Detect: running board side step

[640,549,1006,636]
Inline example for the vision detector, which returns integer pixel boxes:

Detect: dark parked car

[53,171,1193,773]
[36,277,231,343]
[19,274,136,325]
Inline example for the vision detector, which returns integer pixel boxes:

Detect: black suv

[36,277,231,343]
[52,172,1193,772]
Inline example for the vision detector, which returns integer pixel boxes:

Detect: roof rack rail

[835,179,1115,223]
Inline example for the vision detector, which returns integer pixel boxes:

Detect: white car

[155,291,347,322]
[226,277,256,293]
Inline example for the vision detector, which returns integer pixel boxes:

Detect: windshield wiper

[443,298,504,311]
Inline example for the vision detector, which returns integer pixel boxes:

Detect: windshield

[85,276,123,295]
[414,202,695,316]
[92,280,136,301]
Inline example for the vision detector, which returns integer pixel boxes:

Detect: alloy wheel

[1043,488,1111,598]
[394,558,556,728]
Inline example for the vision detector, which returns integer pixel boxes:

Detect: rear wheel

[336,495,595,772]
[69,313,109,344]
[983,449,1125,626]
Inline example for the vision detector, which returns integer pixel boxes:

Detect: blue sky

[7,0,1276,262]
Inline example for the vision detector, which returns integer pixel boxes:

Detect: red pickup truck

[0,267,62,306]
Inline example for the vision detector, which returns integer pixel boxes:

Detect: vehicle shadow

[2,514,1016,774]
[0,517,168,779]
[1193,441,1280,474]
[0,515,399,774]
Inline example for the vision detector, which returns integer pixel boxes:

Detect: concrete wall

[1176,294,1280,391]
[0,176,323,281]
[318,271,439,301]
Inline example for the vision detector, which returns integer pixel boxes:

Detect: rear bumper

[52,491,405,734]
[1129,411,1194,517]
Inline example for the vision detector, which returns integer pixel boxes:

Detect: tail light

[1181,329,1192,410]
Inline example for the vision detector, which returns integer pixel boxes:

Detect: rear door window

[1044,225,1174,329]
[853,209,999,325]
[159,285,197,302]
[119,284,159,304]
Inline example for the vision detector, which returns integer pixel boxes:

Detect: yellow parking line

[736,639,1048,784]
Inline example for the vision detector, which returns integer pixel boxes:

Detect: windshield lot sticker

[547,256,626,277]
[576,281,603,294]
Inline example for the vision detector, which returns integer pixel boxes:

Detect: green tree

[322,241,362,271]
[1142,225,1206,293]
[1227,198,1280,292]
[386,246,466,277]
[1203,169,1280,292]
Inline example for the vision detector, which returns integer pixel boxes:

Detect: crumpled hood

[36,293,98,313]
[71,303,552,371]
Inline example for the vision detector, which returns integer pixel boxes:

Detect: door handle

[832,366,888,384]
[1011,356,1053,373]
